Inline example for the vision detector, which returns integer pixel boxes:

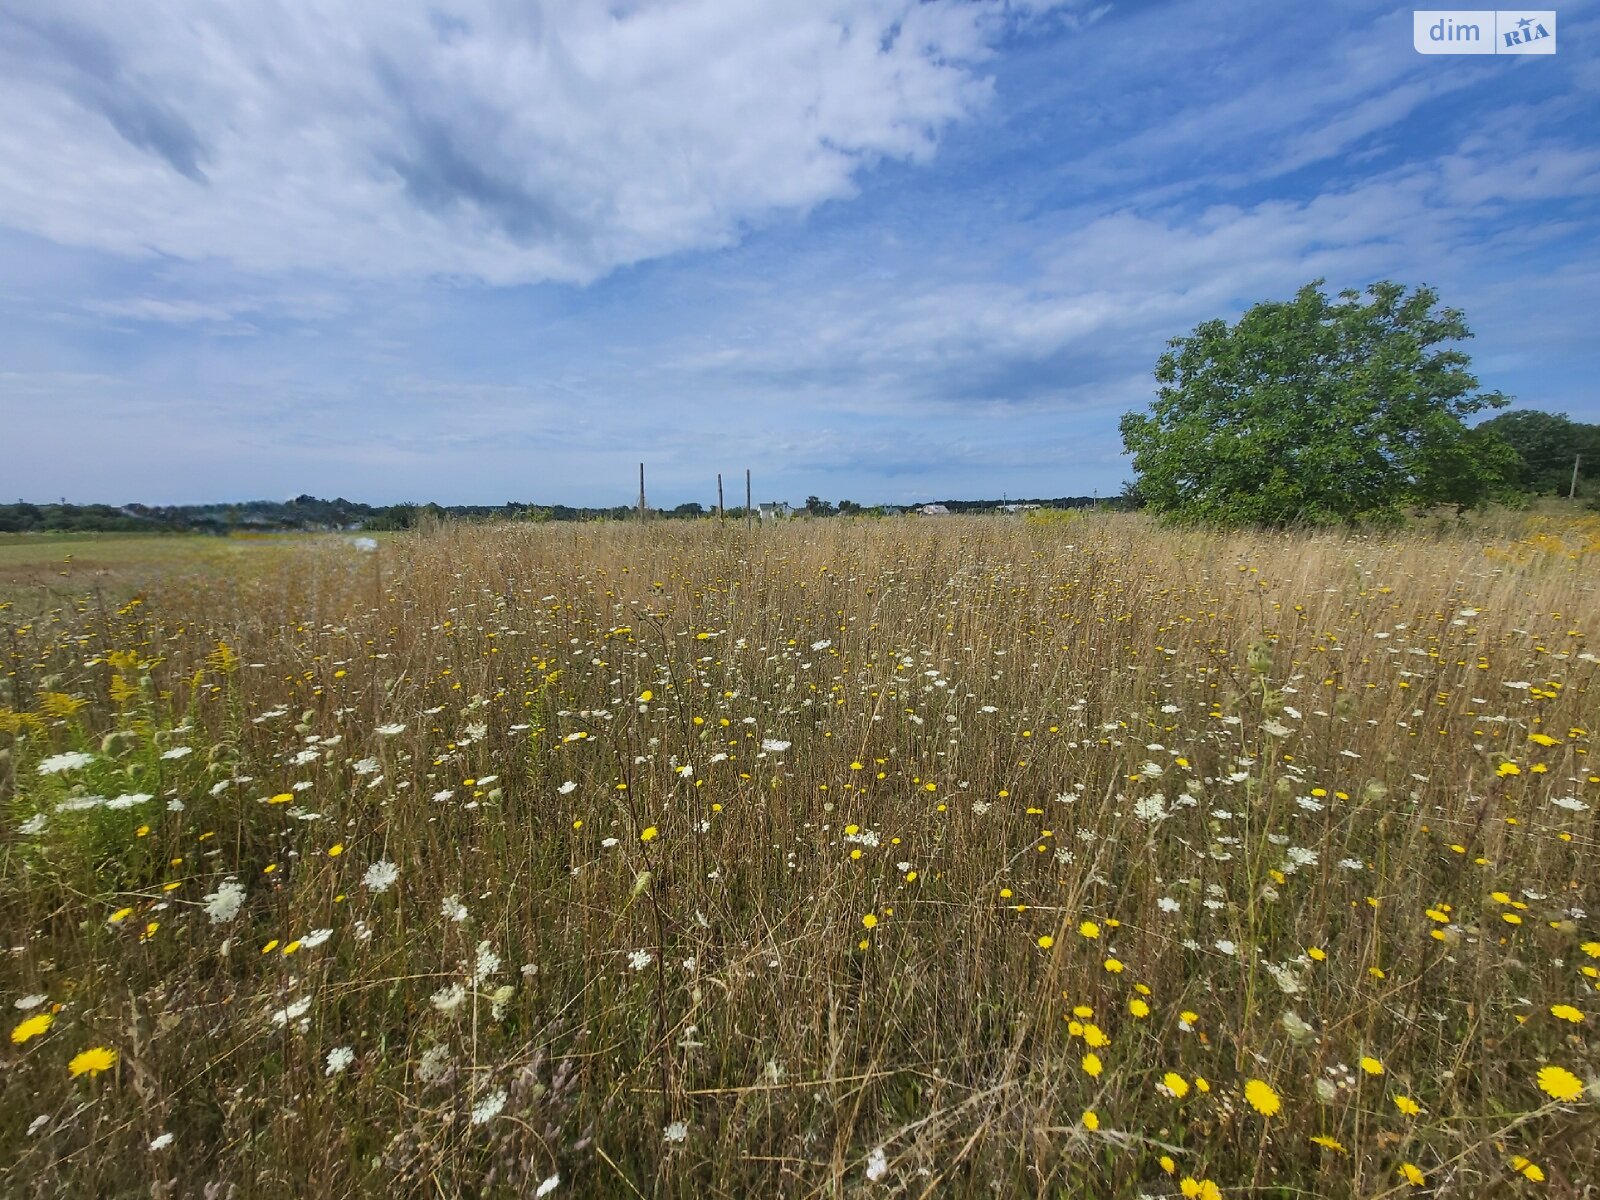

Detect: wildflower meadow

[3,513,1597,1197]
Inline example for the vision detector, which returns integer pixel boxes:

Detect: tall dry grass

[2,512,1597,1198]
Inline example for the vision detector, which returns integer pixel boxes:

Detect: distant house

[758,502,792,520]
[917,503,951,516]
[998,503,1040,514]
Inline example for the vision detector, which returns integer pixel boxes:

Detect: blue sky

[1,1,1596,508]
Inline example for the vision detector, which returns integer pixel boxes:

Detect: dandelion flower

[1550,1004,1584,1024]
[1081,1109,1099,1131]
[68,1046,117,1077]
[1162,1072,1191,1099]
[10,1013,53,1044]
[1310,1135,1346,1153]
[1359,1056,1384,1076]
[862,914,878,929]
[1244,1078,1282,1116]
[1037,935,1053,949]
[1537,1064,1584,1102]
[1510,1156,1546,1182]
[1081,1052,1103,1077]
[640,826,659,842]
[1394,1095,1423,1116]
[1398,1162,1426,1186]
[1078,920,1100,939]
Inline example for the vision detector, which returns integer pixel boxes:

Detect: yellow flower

[1103,957,1124,973]
[1081,1110,1099,1131]
[1510,1156,1546,1182]
[862,914,878,929]
[1078,920,1100,939]
[1359,1056,1384,1076]
[1550,1004,1584,1023]
[1310,1135,1346,1153]
[1162,1072,1191,1099]
[640,826,659,842]
[68,1046,117,1078]
[107,907,133,924]
[328,843,344,857]
[1394,1095,1423,1116]
[1081,1052,1103,1077]
[638,689,652,702]
[1037,935,1054,949]
[1081,1023,1109,1048]
[1158,1156,1176,1175]
[1398,1162,1426,1186]
[10,1013,53,1044]
[1536,1064,1584,1102]
[1244,1078,1281,1116]
[1180,1179,1222,1200]
[1129,998,1150,1019]
[268,793,293,804]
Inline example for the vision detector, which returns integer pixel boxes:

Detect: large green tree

[1119,280,1516,525]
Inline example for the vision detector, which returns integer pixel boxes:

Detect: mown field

[2,514,1598,1198]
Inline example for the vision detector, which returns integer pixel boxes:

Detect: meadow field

[3,513,1598,1198]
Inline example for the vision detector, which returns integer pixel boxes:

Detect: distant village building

[917,503,951,516]
[758,502,792,520]
[998,503,1040,514]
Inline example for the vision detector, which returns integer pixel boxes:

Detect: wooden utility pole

[717,473,724,523]
[745,469,753,534]
[638,463,646,521]
[1571,455,1582,500]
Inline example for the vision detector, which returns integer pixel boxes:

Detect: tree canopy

[1119,280,1516,525]
[1474,410,1600,499]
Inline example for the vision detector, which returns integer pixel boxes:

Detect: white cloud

[0,1,1077,284]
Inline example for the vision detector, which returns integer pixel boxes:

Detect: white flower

[471,1088,507,1125]
[352,757,381,775]
[558,781,577,795]
[38,752,94,775]
[1259,721,1292,738]
[1133,795,1167,822]
[1157,897,1180,913]
[300,928,333,948]
[472,940,502,985]
[105,792,152,810]
[203,879,247,924]
[363,860,400,892]
[441,895,469,923]
[160,746,193,760]
[601,836,619,849]
[535,1174,561,1197]
[291,749,321,766]
[628,949,654,971]
[377,723,407,736]
[417,1044,452,1082]
[148,1132,174,1151]
[432,984,467,1013]
[1215,940,1237,956]
[432,789,455,802]
[270,997,313,1026]
[866,1145,888,1181]
[811,639,832,651]
[663,1120,688,1144]
[19,813,47,836]
[14,993,47,1010]
[1551,796,1589,812]
[27,1115,50,1137]
[325,1046,356,1076]
[760,739,791,753]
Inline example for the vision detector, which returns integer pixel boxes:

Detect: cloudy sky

[2,1,1596,508]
